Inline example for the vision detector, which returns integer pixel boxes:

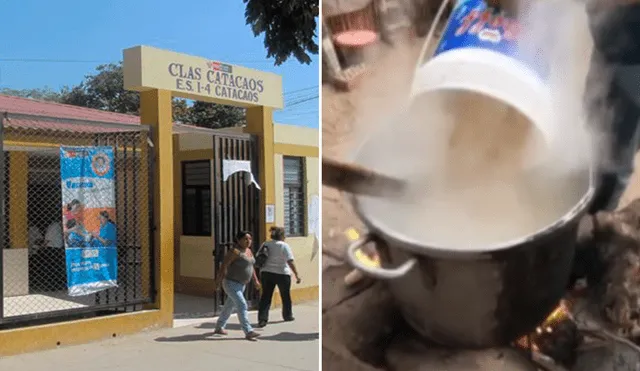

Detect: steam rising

[351,0,598,249]
[518,0,594,173]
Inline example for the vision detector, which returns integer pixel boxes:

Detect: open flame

[515,299,574,352]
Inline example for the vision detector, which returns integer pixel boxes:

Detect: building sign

[60,146,118,296]
[123,45,283,109]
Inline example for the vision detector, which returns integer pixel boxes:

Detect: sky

[0,0,319,128]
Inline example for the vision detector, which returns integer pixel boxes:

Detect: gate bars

[212,133,261,312]
[0,112,155,327]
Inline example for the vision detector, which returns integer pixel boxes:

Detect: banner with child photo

[60,146,118,296]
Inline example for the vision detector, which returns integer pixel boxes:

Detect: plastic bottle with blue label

[411,0,553,142]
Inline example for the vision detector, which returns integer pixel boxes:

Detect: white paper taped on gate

[222,160,261,189]
[308,195,320,262]
[265,204,275,223]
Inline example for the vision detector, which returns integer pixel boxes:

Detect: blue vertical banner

[60,146,118,296]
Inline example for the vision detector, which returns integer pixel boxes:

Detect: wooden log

[576,200,640,338]
[572,330,640,371]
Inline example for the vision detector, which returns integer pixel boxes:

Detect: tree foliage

[244,0,319,65]
[0,87,63,102]
[187,101,246,129]
[60,63,140,115]
[172,98,191,124]
[2,62,245,129]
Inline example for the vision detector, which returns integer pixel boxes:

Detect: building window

[182,161,212,236]
[283,156,306,237]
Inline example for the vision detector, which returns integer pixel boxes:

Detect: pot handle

[346,233,417,280]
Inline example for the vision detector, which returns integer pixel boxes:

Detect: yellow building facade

[0,46,318,356]
[174,124,319,302]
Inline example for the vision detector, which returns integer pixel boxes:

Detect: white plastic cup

[411,0,553,143]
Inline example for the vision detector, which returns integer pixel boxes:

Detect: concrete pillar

[244,106,275,243]
[140,89,174,325]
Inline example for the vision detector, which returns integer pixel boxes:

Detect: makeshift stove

[381,288,640,371]
[343,199,640,371]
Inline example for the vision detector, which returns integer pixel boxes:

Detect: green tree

[244,0,319,65]
[0,87,63,102]
[54,62,244,128]
[59,63,140,115]
[187,101,246,129]
[172,98,192,124]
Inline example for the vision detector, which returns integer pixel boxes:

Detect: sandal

[213,328,228,335]
[245,331,261,341]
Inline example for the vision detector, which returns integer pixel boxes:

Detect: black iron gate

[211,133,261,313]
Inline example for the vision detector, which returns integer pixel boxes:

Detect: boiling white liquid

[355,91,587,249]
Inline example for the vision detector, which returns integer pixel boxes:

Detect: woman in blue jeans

[213,231,262,340]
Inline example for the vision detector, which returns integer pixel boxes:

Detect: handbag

[254,243,269,269]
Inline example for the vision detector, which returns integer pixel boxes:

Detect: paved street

[0,301,319,371]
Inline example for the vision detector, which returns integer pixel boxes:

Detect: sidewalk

[0,301,319,371]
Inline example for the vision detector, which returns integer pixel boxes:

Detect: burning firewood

[518,198,640,370]
[514,300,582,369]
[512,199,640,369]
[533,318,582,367]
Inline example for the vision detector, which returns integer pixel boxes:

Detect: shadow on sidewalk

[154,331,319,343]
[196,320,287,329]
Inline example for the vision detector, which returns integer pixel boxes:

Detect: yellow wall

[274,124,319,148]
[174,124,319,302]
[274,155,319,290]
[272,123,319,300]
[173,135,215,284]
[171,138,216,296]
[179,236,214,279]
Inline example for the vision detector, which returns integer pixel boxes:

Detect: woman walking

[257,226,301,328]
[214,231,262,340]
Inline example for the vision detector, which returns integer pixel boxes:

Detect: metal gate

[0,112,155,328]
[211,133,261,313]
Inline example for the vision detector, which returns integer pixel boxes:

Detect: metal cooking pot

[347,180,593,348]
[345,123,595,348]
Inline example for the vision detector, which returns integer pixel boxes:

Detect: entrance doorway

[212,133,260,313]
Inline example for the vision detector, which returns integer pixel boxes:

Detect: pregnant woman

[213,230,262,340]
[257,226,301,328]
